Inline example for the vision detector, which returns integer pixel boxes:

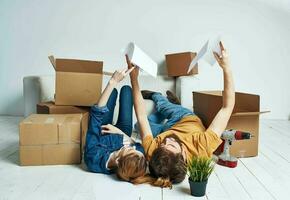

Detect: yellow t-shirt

[142,115,222,162]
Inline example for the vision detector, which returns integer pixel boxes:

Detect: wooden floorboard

[0,116,290,200]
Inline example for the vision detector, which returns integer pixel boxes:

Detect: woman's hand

[101,124,125,135]
[125,55,139,81]
[109,67,135,86]
[213,41,230,71]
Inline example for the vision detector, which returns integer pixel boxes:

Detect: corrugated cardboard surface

[20,144,80,166]
[19,114,83,145]
[37,101,90,114]
[165,52,198,77]
[193,91,266,157]
[53,58,103,106]
[19,114,84,166]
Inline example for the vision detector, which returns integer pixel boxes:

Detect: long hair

[116,152,147,182]
[131,147,186,189]
[133,134,187,188]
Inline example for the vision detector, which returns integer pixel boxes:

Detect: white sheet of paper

[124,42,157,77]
[204,36,222,66]
[187,40,209,74]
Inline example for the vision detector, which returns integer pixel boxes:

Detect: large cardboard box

[19,114,85,165]
[36,102,89,153]
[165,52,198,77]
[49,56,103,106]
[193,91,268,158]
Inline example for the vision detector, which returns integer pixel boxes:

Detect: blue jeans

[135,93,194,138]
[102,85,133,137]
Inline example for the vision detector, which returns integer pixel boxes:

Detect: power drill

[217,129,252,168]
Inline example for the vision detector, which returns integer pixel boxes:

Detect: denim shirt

[84,105,144,174]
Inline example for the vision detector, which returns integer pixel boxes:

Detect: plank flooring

[0,116,290,200]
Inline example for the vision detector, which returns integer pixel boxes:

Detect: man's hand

[125,55,139,81]
[101,124,125,135]
[213,41,230,70]
[109,67,135,86]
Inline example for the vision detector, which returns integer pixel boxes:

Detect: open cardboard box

[193,91,269,157]
[165,52,198,77]
[19,114,86,166]
[49,56,103,106]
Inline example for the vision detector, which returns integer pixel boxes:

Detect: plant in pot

[187,156,215,197]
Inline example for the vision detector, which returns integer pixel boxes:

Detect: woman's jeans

[102,85,133,137]
[135,93,194,138]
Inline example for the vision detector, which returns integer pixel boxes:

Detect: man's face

[161,137,182,154]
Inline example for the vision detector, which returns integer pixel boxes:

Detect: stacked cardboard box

[19,56,104,166]
[19,114,86,166]
[165,52,198,77]
[37,101,90,154]
[192,91,269,158]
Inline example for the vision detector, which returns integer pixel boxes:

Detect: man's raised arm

[207,42,235,137]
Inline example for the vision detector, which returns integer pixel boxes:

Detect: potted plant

[187,156,215,197]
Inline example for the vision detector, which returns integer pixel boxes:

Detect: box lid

[193,90,261,113]
[49,55,103,74]
[231,111,270,117]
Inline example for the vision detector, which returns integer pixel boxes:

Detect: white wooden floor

[0,116,290,200]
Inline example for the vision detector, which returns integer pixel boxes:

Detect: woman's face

[161,137,182,154]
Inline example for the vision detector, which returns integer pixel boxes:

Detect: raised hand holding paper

[124,42,157,77]
[187,36,222,74]
[204,36,222,66]
[187,40,209,74]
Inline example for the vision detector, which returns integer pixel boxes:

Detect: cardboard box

[165,52,198,77]
[19,114,83,145]
[19,144,80,166]
[49,56,103,106]
[193,91,268,158]
[36,102,89,153]
[19,114,86,165]
[37,101,90,114]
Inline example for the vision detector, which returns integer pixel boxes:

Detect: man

[128,41,235,188]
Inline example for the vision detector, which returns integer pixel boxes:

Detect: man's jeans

[135,93,194,138]
[102,85,133,137]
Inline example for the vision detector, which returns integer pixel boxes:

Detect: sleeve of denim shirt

[84,105,124,174]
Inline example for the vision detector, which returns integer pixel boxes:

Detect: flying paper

[124,42,157,77]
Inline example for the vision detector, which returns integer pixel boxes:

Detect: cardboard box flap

[55,59,103,74]
[193,91,260,112]
[231,111,270,117]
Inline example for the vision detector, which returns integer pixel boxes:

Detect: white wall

[0,0,290,119]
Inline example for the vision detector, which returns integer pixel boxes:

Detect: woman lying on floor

[84,67,147,182]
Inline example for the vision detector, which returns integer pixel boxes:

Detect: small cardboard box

[193,91,268,158]
[49,56,103,106]
[36,102,89,153]
[19,144,80,166]
[165,52,198,77]
[37,101,90,114]
[19,114,86,165]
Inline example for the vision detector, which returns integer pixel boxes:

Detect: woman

[84,67,147,182]
[128,41,235,188]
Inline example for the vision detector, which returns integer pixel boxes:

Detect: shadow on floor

[177,186,191,195]
[0,141,19,165]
